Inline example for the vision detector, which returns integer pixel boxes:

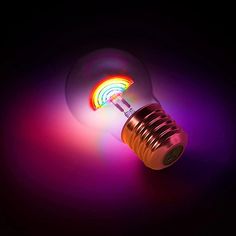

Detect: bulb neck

[111,95,135,118]
[121,103,188,170]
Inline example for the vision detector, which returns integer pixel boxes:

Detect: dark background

[1,3,236,235]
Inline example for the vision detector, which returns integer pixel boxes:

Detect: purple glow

[3,61,234,219]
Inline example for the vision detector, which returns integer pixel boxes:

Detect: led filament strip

[90,75,134,117]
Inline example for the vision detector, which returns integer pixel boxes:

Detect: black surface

[1,3,236,235]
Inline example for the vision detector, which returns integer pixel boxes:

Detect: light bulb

[65,48,188,170]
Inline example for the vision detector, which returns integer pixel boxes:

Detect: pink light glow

[3,66,232,216]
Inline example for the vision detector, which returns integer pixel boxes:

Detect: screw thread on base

[121,103,188,170]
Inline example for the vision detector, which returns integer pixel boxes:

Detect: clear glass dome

[65,48,158,139]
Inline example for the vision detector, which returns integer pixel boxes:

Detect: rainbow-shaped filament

[90,75,134,110]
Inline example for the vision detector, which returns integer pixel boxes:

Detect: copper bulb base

[121,103,188,170]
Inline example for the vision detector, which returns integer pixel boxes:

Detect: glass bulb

[65,48,187,170]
